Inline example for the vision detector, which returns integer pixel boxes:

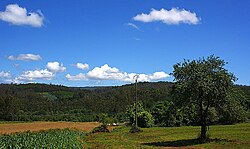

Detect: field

[0,129,87,148]
[83,122,250,148]
[0,121,99,134]
[1,122,250,148]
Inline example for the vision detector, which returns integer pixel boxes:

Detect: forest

[0,81,249,127]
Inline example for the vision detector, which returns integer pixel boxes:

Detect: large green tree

[172,55,236,140]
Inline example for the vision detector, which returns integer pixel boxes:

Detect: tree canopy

[172,55,237,140]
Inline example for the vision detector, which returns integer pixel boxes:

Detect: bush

[126,102,154,128]
[91,125,109,133]
[137,111,154,128]
[129,124,142,133]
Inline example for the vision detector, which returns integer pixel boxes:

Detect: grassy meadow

[83,122,250,148]
[0,122,250,148]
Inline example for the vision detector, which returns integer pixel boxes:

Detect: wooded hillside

[0,82,249,126]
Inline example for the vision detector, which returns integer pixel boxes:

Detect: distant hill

[0,81,249,122]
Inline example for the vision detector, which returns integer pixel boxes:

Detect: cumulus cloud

[133,8,200,25]
[125,22,140,30]
[18,69,54,81]
[0,71,11,78]
[46,62,66,73]
[76,63,89,70]
[8,61,66,83]
[87,64,121,80]
[66,64,170,83]
[8,54,42,61]
[66,73,87,81]
[0,4,44,27]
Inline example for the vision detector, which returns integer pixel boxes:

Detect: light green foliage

[39,92,58,100]
[126,102,154,128]
[137,111,155,128]
[0,129,86,148]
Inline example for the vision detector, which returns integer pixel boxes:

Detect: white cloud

[133,8,200,25]
[87,64,122,80]
[46,62,66,73]
[8,54,42,61]
[0,71,11,78]
[18,69,54,81]
[76,63,89,70]
[66,73,87,81]
[66,64,170,83]
[0,4,44,27]
[126,23,140,30]
[8,61,65,83]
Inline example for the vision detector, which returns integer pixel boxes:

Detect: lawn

[83,122,250,148]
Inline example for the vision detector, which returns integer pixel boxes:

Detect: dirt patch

[0,121,100,134]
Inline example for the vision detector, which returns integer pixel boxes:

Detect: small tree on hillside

[172,55,236,141]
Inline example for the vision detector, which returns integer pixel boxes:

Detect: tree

[172,55,236,140]
[126,102,154,128]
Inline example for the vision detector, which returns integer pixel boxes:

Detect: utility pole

[133,74,139,128]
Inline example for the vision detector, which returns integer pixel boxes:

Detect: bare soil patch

[0,121,100,134]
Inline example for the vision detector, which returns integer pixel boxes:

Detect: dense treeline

[0,82,249,126]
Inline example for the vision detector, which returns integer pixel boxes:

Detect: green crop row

[0,129,86,148]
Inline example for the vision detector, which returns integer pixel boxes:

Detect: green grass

[0,129,87,148]
[83,122,250,148]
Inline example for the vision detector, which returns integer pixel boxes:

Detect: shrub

[91,125,109,133]
[126,102,154,128]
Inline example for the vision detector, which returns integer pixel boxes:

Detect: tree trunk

[200,123,207,141]
[199,98,207,141]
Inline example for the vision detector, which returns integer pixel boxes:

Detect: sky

[0,0,250,86]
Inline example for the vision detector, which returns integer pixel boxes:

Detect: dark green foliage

[0,77,249,126]
[91,125,110,133]
[129,124,143,133]
[180,103,199,126]
[152,100,177,127]
[217,87,247,124]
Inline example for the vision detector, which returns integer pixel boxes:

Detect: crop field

[0,121,99,134]
[0,129,86,148]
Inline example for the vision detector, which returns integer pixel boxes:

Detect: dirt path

[0,121,100,134]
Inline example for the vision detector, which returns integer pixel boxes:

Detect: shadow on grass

[142,138,233,147]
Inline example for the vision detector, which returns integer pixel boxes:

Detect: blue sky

[0,0,249,86]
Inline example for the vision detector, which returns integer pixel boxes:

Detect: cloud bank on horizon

[66,64,169,83]
[2,60,170,84]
